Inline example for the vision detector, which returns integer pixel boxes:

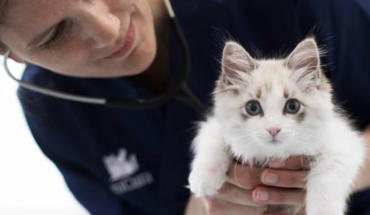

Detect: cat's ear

[221,42,256,86]
[285,38,321,91]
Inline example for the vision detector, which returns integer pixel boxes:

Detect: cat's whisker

[222,131,256,137]
[227,134,255,139]
[231,134,255,141]
[233,161,243,188]
[294,145,316,169]
[222,128,246,133]
[294,133,326,144]
[223,128,249,131]
[293,137,330,162]
[229,134,253,141]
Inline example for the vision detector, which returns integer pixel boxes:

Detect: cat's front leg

[305,132,365,215]
[306,172,347,215]
[306,156,363,215]
[188,118,231,197]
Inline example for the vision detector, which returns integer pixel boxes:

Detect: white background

[0,57,89,215]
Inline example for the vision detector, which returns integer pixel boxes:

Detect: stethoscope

[3,0,206,113]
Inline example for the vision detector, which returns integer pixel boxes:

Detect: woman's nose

[81,8,121,49]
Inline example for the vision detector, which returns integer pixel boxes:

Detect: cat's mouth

[269,137,280,144]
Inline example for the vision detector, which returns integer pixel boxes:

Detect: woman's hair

[0,0,7,27]
[0,0,6,15]
[0,0,8,50]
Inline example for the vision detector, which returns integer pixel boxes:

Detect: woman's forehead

[0,0,72,47]
[3,0,74,26]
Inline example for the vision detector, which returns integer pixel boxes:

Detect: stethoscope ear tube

[106,6,206,113]
[170,17,207,113]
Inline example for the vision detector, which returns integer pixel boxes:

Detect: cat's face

[215,39,333,159]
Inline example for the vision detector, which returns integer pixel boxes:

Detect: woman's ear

[8,52,26,64]
[0,43,26,64]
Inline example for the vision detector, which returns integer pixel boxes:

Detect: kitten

[188,38,366,215]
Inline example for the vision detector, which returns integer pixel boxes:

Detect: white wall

[0,58,89,215]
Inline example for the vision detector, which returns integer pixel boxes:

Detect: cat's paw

[311,213,342,215]
[308,210,343,215]
[268,205,301,214]
[188,165,226,197]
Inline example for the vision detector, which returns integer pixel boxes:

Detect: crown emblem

[103,148,139,182]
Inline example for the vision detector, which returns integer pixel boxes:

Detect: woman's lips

[106,21,135,60]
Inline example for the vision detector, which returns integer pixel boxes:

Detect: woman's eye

[41,21,68,49]
[246,100,262,116]
[285,99,301,114]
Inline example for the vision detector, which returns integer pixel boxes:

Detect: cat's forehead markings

[241,113,249,121]
[291,90,298,98]
[284,88,289,98]
[294,112,306,123]
[283,86,297,99]
[256,88,262,99]
[264,81,272,93]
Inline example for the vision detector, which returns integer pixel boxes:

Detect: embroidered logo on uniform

[103,148,139,182]
[103,148,154,195]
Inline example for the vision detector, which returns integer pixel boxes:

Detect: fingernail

[301,157,311,168]
[263,172,278,184]
[270,160,285,168]
[257,191,270,201]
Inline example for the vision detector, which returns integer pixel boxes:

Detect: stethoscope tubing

[4,51,106,105]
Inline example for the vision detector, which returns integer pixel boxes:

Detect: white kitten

[188,38,366,215]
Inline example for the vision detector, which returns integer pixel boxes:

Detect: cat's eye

[284,99,301,114]
[246,100,262,116]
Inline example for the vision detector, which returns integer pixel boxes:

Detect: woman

[1,0,370,214]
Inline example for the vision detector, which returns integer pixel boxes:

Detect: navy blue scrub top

[18,0,370,214]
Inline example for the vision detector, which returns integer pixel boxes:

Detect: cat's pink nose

[268,128,281,137]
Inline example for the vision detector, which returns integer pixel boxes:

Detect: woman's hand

[254,156,309,215]
[185,156,309,215]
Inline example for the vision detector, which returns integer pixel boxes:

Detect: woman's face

[1,0,158,77]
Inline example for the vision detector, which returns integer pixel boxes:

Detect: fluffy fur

[188,38,366,215]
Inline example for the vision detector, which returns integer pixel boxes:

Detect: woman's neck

[130,0,171,95]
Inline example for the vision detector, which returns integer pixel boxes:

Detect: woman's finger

[226,162,263,189]
[260,169,308,188]
[264,208,306,215]
[216,182,266,207]
[252,186,306,206]
[268,156,312,170]
[264,213,305,215]
[203,198,268,215]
